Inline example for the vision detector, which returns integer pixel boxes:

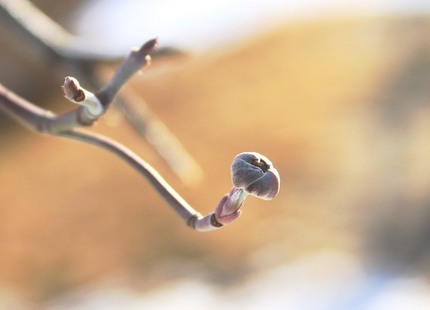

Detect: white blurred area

[43,251,430,310]
[74,0,430,53]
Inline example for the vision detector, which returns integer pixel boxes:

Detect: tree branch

[0,1,280,231]
[0,79,280,231]
[0,0,201,184]
[0,0,115,62]
[0,82,87,133]
[59,129,205,227]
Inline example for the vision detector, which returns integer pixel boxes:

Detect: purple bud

[231,152,280,200]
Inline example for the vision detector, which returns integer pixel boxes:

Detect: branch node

[186,214,200,228]
[210,213,224,227]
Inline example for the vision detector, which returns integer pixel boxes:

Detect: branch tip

[62,76,85,102]
[141,38,158,55]
[62,77,103,118]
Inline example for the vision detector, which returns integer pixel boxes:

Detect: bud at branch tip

[141,38,158,55]
[62,76,103,117]
[211,152,280,227]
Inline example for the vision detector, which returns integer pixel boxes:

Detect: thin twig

[0,82,90,133]
[59,129,202,224]
[105,85,204,185]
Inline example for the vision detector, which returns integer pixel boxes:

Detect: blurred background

[1,0,430,308]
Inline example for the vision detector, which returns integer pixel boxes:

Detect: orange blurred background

[1,0,430,308]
